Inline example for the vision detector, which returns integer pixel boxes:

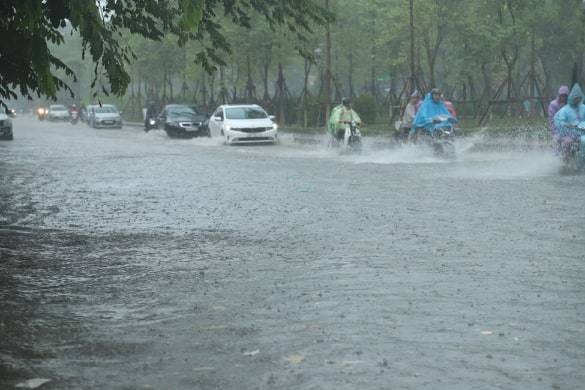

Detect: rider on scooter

[69,104,79,115]
[396,91,420,140]
[328,97,362,144]
[410,88,457,142]
[553,83,585,158]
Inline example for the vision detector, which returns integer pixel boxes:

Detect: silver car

[88,104,123,129]
[47,104,70,121]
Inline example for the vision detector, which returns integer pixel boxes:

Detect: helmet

[430,88,442,95]
[342,97,352,107]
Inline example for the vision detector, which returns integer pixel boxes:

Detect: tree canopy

[0,0,328,103]
[2,0,585,126]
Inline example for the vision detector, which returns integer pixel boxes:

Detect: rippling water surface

[1,117,584,389]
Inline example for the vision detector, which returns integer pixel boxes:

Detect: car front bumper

[225,128,277,144]
[48,115,70,120]
[94,120,123,128]
[165,124,209,138]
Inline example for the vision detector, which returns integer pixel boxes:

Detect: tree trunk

[262,44,272,102]
[409,0,416,86]
[348,51,355,98]
[201,71,207,107]
[324,0,332,124]
[370,47,376,97]
[275,63,286,124]
[245,55,256,103]
[219,66,229,104]
[162,71,167,101]
[209,73,215,107]
[301,57,312,128]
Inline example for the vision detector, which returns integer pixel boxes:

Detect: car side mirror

[269,115,276,121]
[214,116,223,121]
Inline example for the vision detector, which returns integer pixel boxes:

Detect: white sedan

[209,104,277,145]
[47,104,70,121]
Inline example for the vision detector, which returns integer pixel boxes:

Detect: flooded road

[1,116,584,389]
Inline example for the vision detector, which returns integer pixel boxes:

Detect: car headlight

[272,123,278,131]
[149,118,156,125]
[225,125,231,131]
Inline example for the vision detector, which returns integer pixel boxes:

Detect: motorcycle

[416,115,457,159]
[393,120,411,143]
[144,116,157,132]
[330,120,362,152]
[559,122,585,172]
[70,110,79,124]
[343,120,362,151]
[37,107,47,121]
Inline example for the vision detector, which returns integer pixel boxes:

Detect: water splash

[447,150,561,179]
[349,143,447,165]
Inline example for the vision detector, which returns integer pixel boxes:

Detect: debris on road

[284,354,305,364]
[15,378,52,389]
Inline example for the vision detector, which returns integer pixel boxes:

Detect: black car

[158,104,210,139]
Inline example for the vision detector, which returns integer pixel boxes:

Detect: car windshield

[95,106,118,114]
[168,107,197,119]
[50,105,67,111]
[225,107,267,120]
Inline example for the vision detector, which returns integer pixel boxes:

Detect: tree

[0,0,329,105]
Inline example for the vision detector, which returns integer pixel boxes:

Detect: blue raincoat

[553,83,585,138]
[411,93,457,135]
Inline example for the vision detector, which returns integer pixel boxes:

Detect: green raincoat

[328,105,361,135]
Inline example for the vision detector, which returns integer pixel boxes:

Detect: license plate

[103,121,114,125]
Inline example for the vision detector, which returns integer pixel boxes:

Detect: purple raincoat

[548,85,569,134]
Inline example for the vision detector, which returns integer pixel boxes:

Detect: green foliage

[0,0,330,104]
[4,0,583,125]
[353,94,378,124]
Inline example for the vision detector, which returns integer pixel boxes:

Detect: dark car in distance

[0,111,13,140]
[158,104,210,139]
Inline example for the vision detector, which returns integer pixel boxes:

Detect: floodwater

[1,117,584,389]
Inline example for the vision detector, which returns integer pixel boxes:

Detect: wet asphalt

[0,116,584,390]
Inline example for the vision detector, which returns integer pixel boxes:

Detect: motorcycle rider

[548,85,569,136]
[145,102,158,130]
[397,91,420,140]
[69,103,79,115]
[68,104,79,123]
[410,88,456,141]
[442,94,458,120]
[328,97,362,144]
[553,83,585,159]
